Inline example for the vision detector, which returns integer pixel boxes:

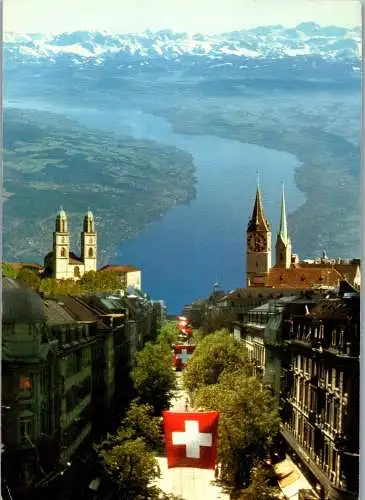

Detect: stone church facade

[44,209,97,280]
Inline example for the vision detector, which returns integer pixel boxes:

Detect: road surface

[155,374,229,500]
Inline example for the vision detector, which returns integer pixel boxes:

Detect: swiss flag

[163,411,219,469]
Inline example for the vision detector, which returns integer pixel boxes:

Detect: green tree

[79,270,123,293]
[122,399,163,451]
[156,320,180,345]
[97,435,161,500]
[131,342,177,415]
[182,329,252,396]
[2,263,19,279]
[193,370,280,489]
[201,309,237,334]
[16,268,41,290]
[95,399,183,500]
[234,460,280,499]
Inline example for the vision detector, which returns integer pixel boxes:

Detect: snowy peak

[5,24,361,66]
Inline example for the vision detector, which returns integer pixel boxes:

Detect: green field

[4,107,197,263]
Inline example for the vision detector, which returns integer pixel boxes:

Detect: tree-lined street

[155,374,230,500]
[96,324,280,499]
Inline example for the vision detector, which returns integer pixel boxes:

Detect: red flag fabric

[180,327,192,335]
[163,411,219,469]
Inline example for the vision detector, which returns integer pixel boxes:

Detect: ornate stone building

[44,209,97,280]
[1,278,158,500]
[1,278,96,499]
[234,281,360,499]
[280,283,359,499]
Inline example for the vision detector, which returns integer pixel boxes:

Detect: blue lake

[6,101,305,313]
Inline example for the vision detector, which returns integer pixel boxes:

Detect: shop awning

[274,458,317,500]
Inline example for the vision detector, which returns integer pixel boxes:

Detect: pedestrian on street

[184,397,189,412]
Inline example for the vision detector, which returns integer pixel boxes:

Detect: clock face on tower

[248,233,267,252]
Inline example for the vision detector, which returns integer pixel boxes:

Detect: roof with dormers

[266,266,343,289]
[219,287,300,303]
[290,261,360,286]
[310,295,359,319]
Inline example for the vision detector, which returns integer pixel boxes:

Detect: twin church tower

[247,184,292,287]
[44,208,97,280]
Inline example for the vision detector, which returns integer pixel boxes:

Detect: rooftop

[4,262,43,271]
[100,264,140,273]
[69,252,84,265]
[44,299,77,326]
[267,266,342,289]
[55,295,99,323]
[2,278,45,323]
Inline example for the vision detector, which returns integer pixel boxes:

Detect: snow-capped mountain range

[5,22,361,68]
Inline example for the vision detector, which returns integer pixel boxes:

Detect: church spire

[275,183,292,269]
[278,183,289,244]
[247,182,270,232]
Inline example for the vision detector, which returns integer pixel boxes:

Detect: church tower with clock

[246,185,272,286]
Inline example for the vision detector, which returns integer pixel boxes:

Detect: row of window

[293,355,343,390]
[291,376,342,432]
[66,376,92,413]
[288,411,340,485]
[59,247,94,258]
[245,313,271,325]
[65,348,92,377]
[52,324,90,344]
[3,323,44,337]
[247,344,265,368]
[291,321,349,350]
[62,403,93,449]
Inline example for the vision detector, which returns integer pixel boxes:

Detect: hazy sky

[5,0,361,34]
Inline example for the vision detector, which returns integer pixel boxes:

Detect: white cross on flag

[163,411,219,469]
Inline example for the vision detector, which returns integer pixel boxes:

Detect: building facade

[280,285,359,499]
[99,264,142,291]
[1,277,158,500]
[235,283,360,499]
[2,279,98,499]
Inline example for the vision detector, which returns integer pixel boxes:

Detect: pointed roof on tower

[247,184,270,232]
[57,206,67,219]
[85,207,94,219]
[277,184,290,245]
